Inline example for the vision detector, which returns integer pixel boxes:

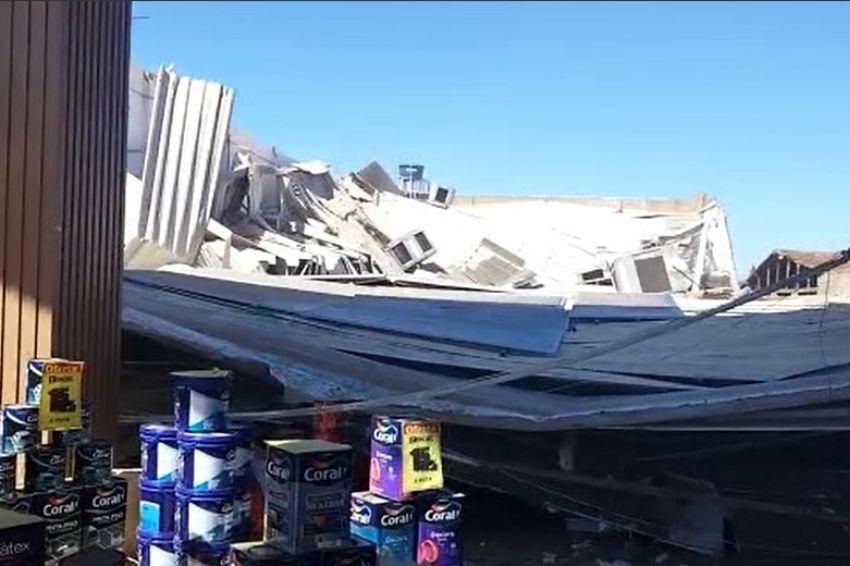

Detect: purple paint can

[139,478,176,535]
[416,491,465,566]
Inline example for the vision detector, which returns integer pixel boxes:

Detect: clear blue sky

[131,1,850,273]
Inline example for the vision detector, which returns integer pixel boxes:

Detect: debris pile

[124,66,739,297]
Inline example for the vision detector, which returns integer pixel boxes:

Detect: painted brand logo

[350,501,372,525]
[90,447,112,461]
[303,457,348,484]
[424,500,461,523]
[34,452,63,468]
[92,486,126,509]
[373,420,399,444]
[266,454,292,483]
[381,504,415,528]
[43,493,79,518]
[403,421,439,436]
[0,541,31,557]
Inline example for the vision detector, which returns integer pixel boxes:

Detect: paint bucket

[0,452,16,497]
[140,423,179,485]
[139,479,177,535]
[74,440,114,485]
[171,370,232,433]
[24,445,67,492]
[177,539,231,565]
[1,404,39,454]
[137,529,179,566]
[228,423,255,485]
[175,487,234,544]
[177,431,237,491]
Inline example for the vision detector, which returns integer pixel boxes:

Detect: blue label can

[177,431,237,491]
[139,479,177,535]
[175,487,234,544]
[137,529,179,565]
[140,423,179,485]
[171,370,232,433]
[1,404,39,454]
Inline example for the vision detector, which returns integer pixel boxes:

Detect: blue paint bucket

[140,423,179,485]
[139,479,176,535]
[177,431,237,491]
[175,487,234,544]
[228,423,255,485]
[137,529,179,566]
[171,370,232,433]
[177,539,231,565]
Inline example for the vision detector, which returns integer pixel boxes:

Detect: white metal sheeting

[134,68,234,263]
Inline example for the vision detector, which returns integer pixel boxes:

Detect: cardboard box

[369,417,443,501]
[350,491,416,562]
[0,507,45,564]
[264,439,352,554]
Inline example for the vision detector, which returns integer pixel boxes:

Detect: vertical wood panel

[0,1,12,381]
[19,2,47,372]
[2,3,30,402]
[0,0,129,432]
[36,1,68,358]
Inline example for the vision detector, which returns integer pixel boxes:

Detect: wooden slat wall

[0,1,130,437]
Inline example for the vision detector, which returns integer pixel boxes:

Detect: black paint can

[25,445,67,492]
[0,452,16,497]
[74,441,113,485]
[1,404,39,454]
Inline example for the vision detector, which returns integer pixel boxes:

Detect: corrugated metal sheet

[135,68,234,262]
[0,0,130,436]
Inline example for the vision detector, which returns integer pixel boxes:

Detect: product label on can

[75,442,114,485]
[146,542,180,566]
[179,497,233,543]
[38,361,83,431]
[25,446,67,492]
[36,488,82,562]
[416,494,463,566]
[1,405,39,453]
[264,440,352,554]
[187,390,228,432]
[82,479,127,550]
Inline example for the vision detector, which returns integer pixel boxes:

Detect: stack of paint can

[350,416,464,566]
[137,368,258,565]
[0,357,125,565]
[137,422,180,564]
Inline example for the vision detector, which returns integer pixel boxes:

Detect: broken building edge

[119,63,850,560]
